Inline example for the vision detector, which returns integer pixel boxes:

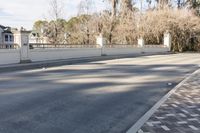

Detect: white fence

[0,46,169,65]
[30,46,169,62]
[30,48,101,62]
[0,49,20,65]
[103,47,142,55]
[0,31,171,65]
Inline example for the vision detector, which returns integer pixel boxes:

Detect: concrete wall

[103,48,142,55]
[0,49,20,65]
[143,47,169,53]
[30,48,102,62]
[30,47,169,62]
[0,28,3,44]
[0,32,171,65]
[0,46,169,65]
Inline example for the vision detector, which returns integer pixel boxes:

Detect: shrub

[138,9,200,52]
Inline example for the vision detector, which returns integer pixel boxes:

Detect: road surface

[0,53,199,133]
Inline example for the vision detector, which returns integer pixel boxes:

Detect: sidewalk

[0,52,171,73]
[128,69,200,133]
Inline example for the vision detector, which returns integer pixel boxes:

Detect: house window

[5,35,9,42]
[9,35,13,42]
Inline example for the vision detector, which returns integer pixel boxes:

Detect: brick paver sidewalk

[138,70,200,133]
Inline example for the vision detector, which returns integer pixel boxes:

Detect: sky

[0,0,144,30]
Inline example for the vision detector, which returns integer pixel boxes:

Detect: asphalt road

[0,53,199,133]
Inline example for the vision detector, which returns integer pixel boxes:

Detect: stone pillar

[13,30,31,63]
[138,37,145,47]
[164,32,172,51]
[96,34,105,48]
[96,34,106,56]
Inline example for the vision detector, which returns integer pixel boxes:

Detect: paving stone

[138,71,200,133]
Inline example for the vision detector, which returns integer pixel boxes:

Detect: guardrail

[0,44,19,49]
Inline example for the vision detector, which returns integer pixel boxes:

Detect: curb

[126,69,200,133]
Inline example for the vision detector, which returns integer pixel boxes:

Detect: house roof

[30,31,41,37]
[0,25,6,30]
[0,24,31,34]
[0,25,12,33]
[2,30,12,34]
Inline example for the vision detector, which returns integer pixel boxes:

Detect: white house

[0,25,40,49]
[29,31,49,44]
[0,25,15,44]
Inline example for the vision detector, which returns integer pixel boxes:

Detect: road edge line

[126,69,200,133]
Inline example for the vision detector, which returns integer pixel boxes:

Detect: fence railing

[144,44,165,48]
[29,43,99,49]
[105,44,138,48]
[28,43,165,49]
[0,44,19,49]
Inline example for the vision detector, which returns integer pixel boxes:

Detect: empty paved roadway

[0,53,199,133]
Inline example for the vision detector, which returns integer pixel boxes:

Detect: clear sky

[0,0,145,30]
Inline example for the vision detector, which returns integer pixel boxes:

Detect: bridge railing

[104,44,139,48]
[144,44,165,48]
[29,43,165,49]
[0,44,19,49]
[29,43,99,49]
[0,31,171,65]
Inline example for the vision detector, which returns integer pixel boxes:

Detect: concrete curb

[126,69,200,133]
[0,52,172,73]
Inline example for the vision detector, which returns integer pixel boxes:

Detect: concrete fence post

[138,37,145,47]
[96,34,106,56]
[164,32,172,51]
[138,37,145,53]
[13,30,31,63]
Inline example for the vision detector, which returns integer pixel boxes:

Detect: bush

[138,9,200,52]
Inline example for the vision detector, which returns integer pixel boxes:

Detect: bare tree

[46,0,64,44]
[185,0,200,15]
[103,0,119,17]
[101,0,120,44]
[137,8,200,51]
[120,0,133,15]
[78,0,95,44]
[78,0,95,15]
[50,0,63,20]
[156,0,170,9]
